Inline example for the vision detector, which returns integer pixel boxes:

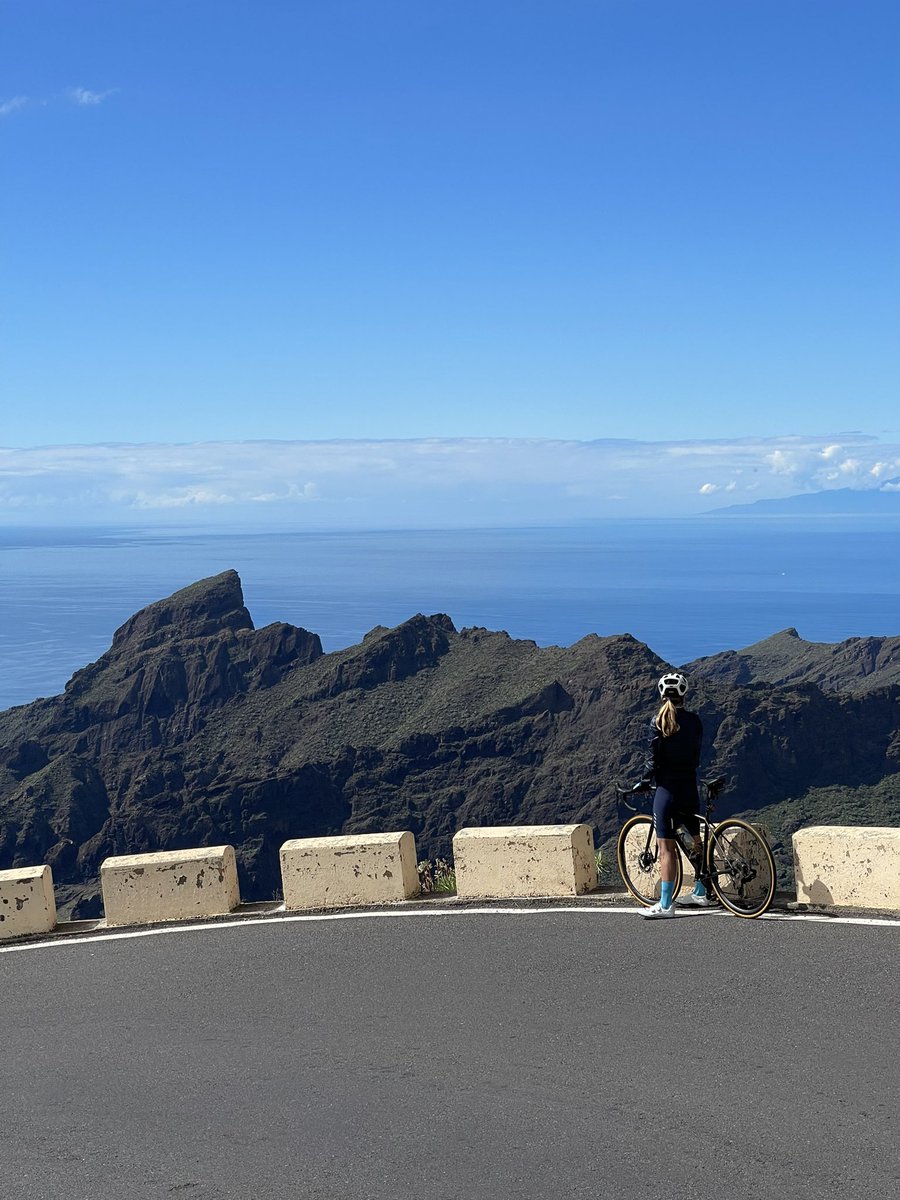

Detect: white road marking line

[759,911,900,927]
[1,902,898,955]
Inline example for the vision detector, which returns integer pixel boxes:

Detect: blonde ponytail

[655,698,680,737]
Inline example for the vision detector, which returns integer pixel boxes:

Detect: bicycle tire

[707,819,777,918]
[617,814,683,907]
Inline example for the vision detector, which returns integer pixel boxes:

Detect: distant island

[709,484,900,516]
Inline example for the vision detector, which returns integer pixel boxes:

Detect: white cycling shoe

[676,891,711,908]
[642,900,676,919]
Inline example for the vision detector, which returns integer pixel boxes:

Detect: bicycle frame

[616,776,726,891]
[616,775,777,916]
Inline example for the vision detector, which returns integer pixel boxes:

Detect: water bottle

[678,826,697,856]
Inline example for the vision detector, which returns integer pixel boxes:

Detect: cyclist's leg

[652,786,679,909]
[657,839,678,892]
[682,813,706,894]
[685,832,705,891]
[675,781,714,904]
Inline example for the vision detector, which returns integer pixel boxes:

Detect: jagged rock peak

[315,612,456,698]
[111,570,253,652]
[748,627,804,647]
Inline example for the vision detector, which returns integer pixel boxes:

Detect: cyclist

[638,671,710,918]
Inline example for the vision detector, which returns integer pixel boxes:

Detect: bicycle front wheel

[617,815,683,907]
[707,819,776,918]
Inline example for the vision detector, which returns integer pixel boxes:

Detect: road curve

[1,908,897,1200]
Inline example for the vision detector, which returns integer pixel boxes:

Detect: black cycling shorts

[653,780,700,841]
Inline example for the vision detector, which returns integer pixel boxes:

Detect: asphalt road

[1,908,897,1200]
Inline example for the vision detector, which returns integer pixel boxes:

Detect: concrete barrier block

[793,826,900,911]
[453,824,597,899]
[0,865,57,941]
[101,846,240,926]
[280,831,420,910]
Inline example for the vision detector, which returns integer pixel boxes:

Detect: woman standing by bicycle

[640,672,709,918]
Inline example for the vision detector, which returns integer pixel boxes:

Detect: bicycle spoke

[708,820,776,918]
[616,815,683,907]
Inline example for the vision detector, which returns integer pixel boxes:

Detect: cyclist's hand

[633,779,652,793]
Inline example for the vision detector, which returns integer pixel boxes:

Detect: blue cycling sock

[660,880,674,909]
[693,878,707,898]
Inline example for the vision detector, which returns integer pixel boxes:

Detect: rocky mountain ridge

[1,571,897,917]
[686,628,900,694]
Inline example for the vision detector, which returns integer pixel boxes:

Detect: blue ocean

[1,518,898,711]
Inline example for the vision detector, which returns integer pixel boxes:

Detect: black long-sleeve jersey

[642,708,703,785]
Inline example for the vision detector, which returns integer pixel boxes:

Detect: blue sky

[2,1,898,522]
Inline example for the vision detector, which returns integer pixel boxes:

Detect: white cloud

[250,482,318,503]
[132,487,235,509]
[68,87,117,106]
[765,449,797,476]
[0,434,898,527]
[820,444,843,460]
[1,88,119,121]
[870,462,893,478]
[0,96,27,117]
[838,457,862,475]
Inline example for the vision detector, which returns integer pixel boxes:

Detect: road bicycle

[615,775,777,918]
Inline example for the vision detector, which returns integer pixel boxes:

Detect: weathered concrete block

[453,824,598,899]
[0,865,57,941]
[101,846,240,927]
[280,832,419,910]
[793,826,900,911]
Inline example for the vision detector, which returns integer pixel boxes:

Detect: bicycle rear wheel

[707,819,776,918]
[617,815,683,907]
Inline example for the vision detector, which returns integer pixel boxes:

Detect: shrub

[417,857,456,894]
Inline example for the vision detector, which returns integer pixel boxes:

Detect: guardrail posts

[101,846,241,926]
[0,865,57,940]
[280,831,419,910]
[453,824,598,899]
[793,826,900,911]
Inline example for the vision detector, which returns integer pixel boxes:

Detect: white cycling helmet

[657,671,688,700]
